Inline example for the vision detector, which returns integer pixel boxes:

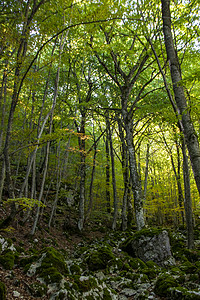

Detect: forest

[0,0,200,299]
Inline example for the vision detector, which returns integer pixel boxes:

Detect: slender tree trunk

[48,142,62,228]
[86,141,97,219]
[30,28,66,234]
[161,0,200,196]
[0,65,7,203]
[1,0,46,225]
[22,156,36,224]
[0,161,5,203]
[122,109,145,230]
[106,113,118,230]
[77,112,86,231]
[175,134,185,225]
[105,123,111,213]
[78,142,86,231]
[182,139,194,249]
[117,116,129,231]
[143,143,150,201]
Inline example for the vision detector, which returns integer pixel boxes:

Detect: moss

[169,287,200,300]
[20,254,39,268]
[0,249,15,269]
[103,287,117,299]
[182,249,200,263]
[39,246,68,275]
[188,273,199,282]
[29,282,47,297]
[132,227,164,240]
[130,273,149,283]
[38,266,63,284]
[128,257,147,270]
[103,288,113,300]
[15,246,25,253]
[0,281,6,300]
[154,273,179,297]
[87,245,115,271]
[179,260,197,274]
[85,296,94,300]
[72,275,97,292]
[70,263,81,275]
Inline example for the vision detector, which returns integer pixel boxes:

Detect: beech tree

[0,0,200,237]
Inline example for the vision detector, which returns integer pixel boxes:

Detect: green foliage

[4,198,46,210]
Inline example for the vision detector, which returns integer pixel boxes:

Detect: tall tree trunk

[122,109,145,230]
[86,137,97,219]
[106,112,118,230]
[1,0,46,225]
[182,139,194,249]
[105,122,111,214]
[31,140,51,235]
[48,142,62,228]
[78,125,86,231]
[117,116,129,231]
[143,142,150,201]
[174,133,185,225]
[161,0,200,196]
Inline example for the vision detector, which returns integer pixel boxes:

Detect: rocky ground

[0,205,200,299]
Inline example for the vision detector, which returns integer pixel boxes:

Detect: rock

[122,228,175,266]
[120,288,137,296]
[13,290,21,297]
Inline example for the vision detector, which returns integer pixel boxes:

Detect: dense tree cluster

[0,0,200,248]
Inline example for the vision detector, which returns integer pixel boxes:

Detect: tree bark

[106,112,118,230]
[182,139,194,249]
[161,0,200,196]
[105,120,111,214]
[117,116,129,231]
[122,109,145,230]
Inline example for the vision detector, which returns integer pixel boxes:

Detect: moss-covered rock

[103,288,114,300]
[142,260,161,279]
[19,254,39,268]
[169,287,200,300]
[29,282,47,297]
[154,273,179,297]
[0,281,6,300]
[121,228,173,267]
[39,246,68,275]
[72,275,97,292]
[87,244,115,271]
[38,266,63,284]
[128,258,147,270]
[0,249,15,269]
[179,259,197,274]
[70,263,81,275]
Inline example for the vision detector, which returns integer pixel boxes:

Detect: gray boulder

[121,228,175,267]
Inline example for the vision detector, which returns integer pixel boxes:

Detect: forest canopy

[0,0,200,248]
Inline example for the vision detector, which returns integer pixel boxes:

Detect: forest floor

[0,204,106,299]
[1,204,200,300]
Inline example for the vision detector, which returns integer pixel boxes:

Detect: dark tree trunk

[105,119,111,214]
